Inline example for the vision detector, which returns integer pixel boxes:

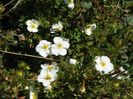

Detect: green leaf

[126,15,133,25]
[81,1,92,9]
[0,55,4,68]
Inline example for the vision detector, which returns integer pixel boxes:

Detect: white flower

[119,66,125,72]
[84,23,96,36]
[45,85,52,90]
[91,23,96,29]
[64,0,74,9]
[36,40,51,58]
[25,86,29,90]
[69,58,77,64]
[30,86,38,99]
[37,69,57,87]
[51,37,70,56]
[68,2,74,9]
[50,22,63,33]
[84,28,92,36]
[26,19,40,32]
[95,56,114,74]
[41,62,59,73]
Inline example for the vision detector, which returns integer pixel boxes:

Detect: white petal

[37,75,44,82]
[95,64,103,73]
[68,3,74,9]
[39,69,47,76]
[51,62,59,72]
[36,45,47,53]
[45,85,52,90]
[43,80,51,87]
[41,64,47,70]
[63,41,70,49]
[35,45,42,52]
[58,22,63,30]
[27,27,38,32]
[31,19,40,26]
[51,22,63,31]
[104,63,114,74]
[38,40,47,46]
[51,46,59,56]
[26,20,32,26]
[31,28,38,32]
[52,23,58,29]
[69,58,77,64]
[53,37,63,44]
[85,28,92,35]
[39,51,48,57]
[101,56,110,63]
[49,71,57,81]
[58,48,67,56]
[51,62,58,66]
[95,56,100,63]
[91,23,96,29]
[119,66,125,72]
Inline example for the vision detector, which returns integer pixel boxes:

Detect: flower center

[54,25,61,31]
[43,44,48,49]
[45,74,52,80]
[57,43,63,49]
[31,23,37,29]
[100,61,106,67]
[47,65,53,71]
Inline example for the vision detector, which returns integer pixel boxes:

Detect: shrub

[0,0,133,98]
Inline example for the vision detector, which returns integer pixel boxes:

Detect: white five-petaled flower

[95,56,114,74]
[64,0,74,9]
[37,63,59,88]
[51,37,70,56]
[41,62,59,73]
[26,19,40,32]
[84,23,96,36]
[36,40,51,58]
[50,22,63,33]
[37,69,57,87]
[69,58,77,64]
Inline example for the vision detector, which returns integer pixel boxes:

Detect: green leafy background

[0,0,133,98]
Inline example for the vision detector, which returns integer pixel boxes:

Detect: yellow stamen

[45,74,52,80]
[43,44,48,49]
[100,61,106,67]
[47,65,53,71]
[57,43,63,49]
[31,23,37,29]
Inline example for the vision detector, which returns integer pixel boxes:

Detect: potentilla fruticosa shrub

[0,0,133,98]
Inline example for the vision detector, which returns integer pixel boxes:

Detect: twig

[0,50,55,61]
[115,0,120,11]
[85,70,122,81]
[2,0,22,16]
[3,0,15,7]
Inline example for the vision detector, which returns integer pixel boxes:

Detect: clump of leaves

[0,0,133,98]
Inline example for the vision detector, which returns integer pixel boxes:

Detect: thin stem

[3,0,15,7]
[2,0,22,16]
[0,50,55,61]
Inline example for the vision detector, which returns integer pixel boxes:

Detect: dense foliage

[0,0,133,98]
